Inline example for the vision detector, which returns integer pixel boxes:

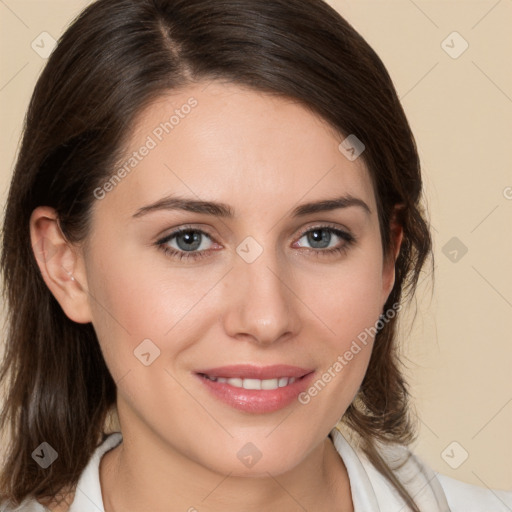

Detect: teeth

[278,377,288,387]
[205,375,297,390]
[242,378,261,390]
[261,378,278,390]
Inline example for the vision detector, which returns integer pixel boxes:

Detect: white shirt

[4,429,512,511]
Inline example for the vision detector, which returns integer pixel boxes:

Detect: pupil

[178,231,201,251]
[309,229,330,248]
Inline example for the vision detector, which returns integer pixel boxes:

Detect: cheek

[86,237,187,332]
[305,251,385,342]
[84,241,228,377]
[295,250,384,409]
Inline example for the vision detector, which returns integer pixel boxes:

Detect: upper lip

[196,364,314,380]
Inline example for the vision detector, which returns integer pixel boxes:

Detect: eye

[156,227,218,261]
[293,225,355,257]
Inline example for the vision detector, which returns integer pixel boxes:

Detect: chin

[190,435,310,479]
[209,455,302,479]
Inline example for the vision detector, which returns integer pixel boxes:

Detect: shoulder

[379,443,512,511]
[0,432,123,512]
[0,492,74,512]
[330,427,512,511]
[437,473,512,512]
[0,498,48,512]
[376,443,512,511]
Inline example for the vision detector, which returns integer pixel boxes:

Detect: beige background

[1,0,511,492]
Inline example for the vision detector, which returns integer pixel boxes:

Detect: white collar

[70,432,122,511]
[330,427,452,512]
[329,428,381,511]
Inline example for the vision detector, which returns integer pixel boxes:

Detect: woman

[0,0,510,511]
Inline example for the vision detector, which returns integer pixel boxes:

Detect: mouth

[195,364,315,413]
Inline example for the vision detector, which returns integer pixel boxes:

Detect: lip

[195,364,315,414]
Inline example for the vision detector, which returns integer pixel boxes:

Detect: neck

[100,430,353,512]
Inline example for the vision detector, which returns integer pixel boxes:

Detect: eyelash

[155,224,356,262]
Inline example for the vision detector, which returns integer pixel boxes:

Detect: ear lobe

[30,206,92,324]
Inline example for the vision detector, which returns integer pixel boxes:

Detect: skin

[31,81,402,512]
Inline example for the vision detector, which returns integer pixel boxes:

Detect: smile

[195,364,315,413]
[202,375,297,390]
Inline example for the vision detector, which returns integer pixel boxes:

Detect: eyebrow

[132,193,372,219]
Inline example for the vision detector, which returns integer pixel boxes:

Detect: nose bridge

[223,236,300,344]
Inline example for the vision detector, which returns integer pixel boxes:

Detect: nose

[222,245,302,346]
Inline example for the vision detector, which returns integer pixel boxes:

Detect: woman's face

[76,81,399,476]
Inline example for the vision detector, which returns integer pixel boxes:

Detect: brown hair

[0,0,433,510]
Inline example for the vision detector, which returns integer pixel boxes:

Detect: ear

[30,206,92,324]
[381,206,404,308]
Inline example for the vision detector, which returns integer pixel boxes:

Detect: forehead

[95,81,376,221]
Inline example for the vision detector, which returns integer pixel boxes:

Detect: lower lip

[196,372,315,413]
